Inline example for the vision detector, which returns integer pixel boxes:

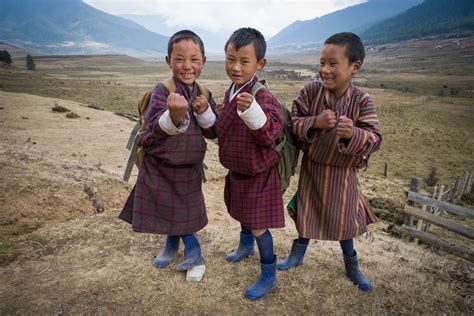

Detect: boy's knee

[251,229,268,237]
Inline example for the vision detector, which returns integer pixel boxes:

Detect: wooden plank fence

[401,177,474,262]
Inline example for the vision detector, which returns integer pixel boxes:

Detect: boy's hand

[191,95,208,115]
[336,115,354,139]
[215,103,225,116]
[236,92,253,112]
[314,109,336,129]
[167,93,189,126]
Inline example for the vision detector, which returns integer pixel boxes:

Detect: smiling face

[166,39,206,86]
[225,42,266,89]
[318,43,361,99]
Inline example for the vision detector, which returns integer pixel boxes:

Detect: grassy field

[0,36,473,314]
[2,36,473,186]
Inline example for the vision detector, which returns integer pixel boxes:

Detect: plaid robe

[215,76,285,230]
[119,78,216,235]
[292,80,381,240]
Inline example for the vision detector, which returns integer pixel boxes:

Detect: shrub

[0,50,12,64]
[425,163,439,186]
[26,54,35,70]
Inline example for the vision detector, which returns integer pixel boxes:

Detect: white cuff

[237,98,267,130]
[194,104,216,129]
[158,110,190,135]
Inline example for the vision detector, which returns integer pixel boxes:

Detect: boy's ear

[165,56,171,67]
[257,58,267,70]
[203,56,207,66]
[351,60,362,75]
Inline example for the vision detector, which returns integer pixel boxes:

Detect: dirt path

[0,91,472,314]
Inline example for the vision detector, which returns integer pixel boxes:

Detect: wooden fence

[401,177,474,262]
[446,168,474,204]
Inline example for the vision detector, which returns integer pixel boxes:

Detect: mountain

[119,14,232,54]
[267,0,422,51]
[0,0,169,56]
[361,0,474,44]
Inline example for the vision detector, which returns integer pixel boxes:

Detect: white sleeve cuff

[158,110,190,135]
[237,98,267,130]
[194,104,216,129]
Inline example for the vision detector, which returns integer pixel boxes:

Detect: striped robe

[292,80,381,240]
[119,78,216,235]
[215,76,285,229]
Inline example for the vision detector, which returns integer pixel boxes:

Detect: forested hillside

[362,0,474,44]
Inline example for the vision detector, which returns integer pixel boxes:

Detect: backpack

[251,80,300,194]
[123,79,209,181]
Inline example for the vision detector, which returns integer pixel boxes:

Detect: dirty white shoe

[186,264,206,282]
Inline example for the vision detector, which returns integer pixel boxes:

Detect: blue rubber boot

[154,235,180,268]
[176,234,204,272]
[343,251,372,292]
[245,255,277,300]
[277,239,308,271]
[226,232,255,263]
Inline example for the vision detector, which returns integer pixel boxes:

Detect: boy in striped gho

[119,30,217,273]
[215,27,285,300]
[278,32,382,292]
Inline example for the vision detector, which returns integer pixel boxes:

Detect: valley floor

[0,91,472,314]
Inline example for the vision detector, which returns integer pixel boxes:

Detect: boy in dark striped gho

[215,27,285,300]
[119,30,217,273]
[278,32,382,292]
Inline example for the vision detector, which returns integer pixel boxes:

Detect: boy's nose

[321,64,330,74]
[232,64,241,72]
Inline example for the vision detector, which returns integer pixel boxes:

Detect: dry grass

[0,207,472,314]
[0,37,473,313]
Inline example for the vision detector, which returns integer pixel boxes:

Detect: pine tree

[26,54,36,70]
[0,50,12,64]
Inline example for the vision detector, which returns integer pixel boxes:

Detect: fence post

[423,186,438,232]
[425,185,444,233]
[452,175,467,204]
[404,177,422,241]
[466,169,473,194]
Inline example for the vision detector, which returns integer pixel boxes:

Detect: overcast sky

[83,0,366,37]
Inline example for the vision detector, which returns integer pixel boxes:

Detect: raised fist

[236,92,253,112]
[314,109,336,129]
[167,93,189,126]
[191,95,208,115]
[336,115,354,139]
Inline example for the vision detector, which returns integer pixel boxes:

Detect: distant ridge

[267,0,422,51]
[361,0,474,44]
[0,0,169,56]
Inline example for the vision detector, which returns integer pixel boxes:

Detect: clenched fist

[314,109,336,129]
[236,92,253,112]
[167,93,189,126]
[336,115,354,139]
[191,95,209,115]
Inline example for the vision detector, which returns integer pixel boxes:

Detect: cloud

[84,0,366,37]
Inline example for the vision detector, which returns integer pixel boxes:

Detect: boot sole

[346,274,373,292]
[245,282,277,300]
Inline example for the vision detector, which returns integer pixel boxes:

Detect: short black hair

[225,27,266,61]
[168,30,205,58]
[324,32,365,64]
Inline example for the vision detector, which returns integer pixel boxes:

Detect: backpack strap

[163,78,176,94]
[123,132,139,181]
[251,79,267,97]
[123,90,152,181]
[196,81,210,100]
